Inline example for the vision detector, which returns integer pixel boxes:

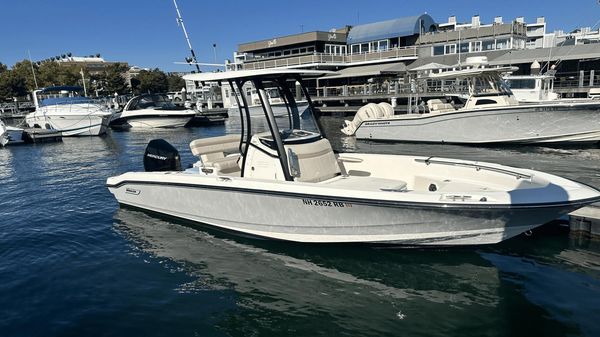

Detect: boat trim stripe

[106,179,600,210]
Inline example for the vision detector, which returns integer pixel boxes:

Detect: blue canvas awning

[347,14,436,44]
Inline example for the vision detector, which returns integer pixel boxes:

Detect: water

[1,117,600,337]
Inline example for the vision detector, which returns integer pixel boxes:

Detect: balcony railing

[242,47,418,70]
[316,81,470,98]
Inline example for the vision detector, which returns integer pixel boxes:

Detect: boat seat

[427,99,455,113]
[285,138,341,183]
[190,134,242,174]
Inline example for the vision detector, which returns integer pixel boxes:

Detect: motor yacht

[25,86,113,136]
[342,58,600,144]
[106,69,600,246]
[110,93,196,128]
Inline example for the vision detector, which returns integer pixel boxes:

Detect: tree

[103,63,129,95]
[10,60,38,92]
[167,73,186,92]
[0,70,28,100]
[133,69,168,95]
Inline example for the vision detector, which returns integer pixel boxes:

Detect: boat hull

[106,178,587,246]
[355,103,600,144]
[110,109,195,128]
[25,112,111,136]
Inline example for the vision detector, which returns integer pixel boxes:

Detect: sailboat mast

[173,0,201,72]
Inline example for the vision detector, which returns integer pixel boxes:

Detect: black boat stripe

[106,179,600,210]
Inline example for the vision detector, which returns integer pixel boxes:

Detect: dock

[22,128,63,144]
[569,204,600,238]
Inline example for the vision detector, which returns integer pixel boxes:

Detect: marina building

[187,13,600,110]
[55,55,129,75]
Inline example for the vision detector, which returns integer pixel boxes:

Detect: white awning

[322,62,407,80]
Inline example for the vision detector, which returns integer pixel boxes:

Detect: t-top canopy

[426,66,518,79]
[183,69,333,83]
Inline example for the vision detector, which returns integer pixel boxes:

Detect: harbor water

[1,116,600,337]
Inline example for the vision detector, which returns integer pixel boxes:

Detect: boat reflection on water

[114,206,600,336]
[111,207,595,336]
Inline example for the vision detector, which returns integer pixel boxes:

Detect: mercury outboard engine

[143,139,182,172]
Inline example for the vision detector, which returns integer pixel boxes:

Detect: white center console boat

[342,58,600,144]
[106,69,600,246]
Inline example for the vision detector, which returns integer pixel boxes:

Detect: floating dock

[187,109,228,126]
[569,204,600,238]
[22,128,63,144]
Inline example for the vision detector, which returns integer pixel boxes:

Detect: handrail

[415,157,532,180]
[242,47,418,70]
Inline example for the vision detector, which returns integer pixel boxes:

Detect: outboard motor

[143,139,182,172]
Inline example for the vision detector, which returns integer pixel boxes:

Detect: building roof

[322,62,407,79]
[488,44,600,65]
[238,31,347,53]
[347,14,437,44]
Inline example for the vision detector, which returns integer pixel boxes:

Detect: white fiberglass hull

[111,109,195,128]
[355,102,600,144]
[107,154,600,246]
[25,109,112,136]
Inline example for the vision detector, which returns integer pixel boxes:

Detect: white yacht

[342,58,600,144]
[25,86,113,136]
[110,93,196,128]
[106,69,600,246]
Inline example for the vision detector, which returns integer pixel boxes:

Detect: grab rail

[415,157,532,180]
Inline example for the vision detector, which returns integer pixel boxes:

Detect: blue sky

[1,0,599,72]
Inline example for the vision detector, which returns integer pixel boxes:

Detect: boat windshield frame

[126,93,179,111]
[468,73,513,97]
[226,74,323,181]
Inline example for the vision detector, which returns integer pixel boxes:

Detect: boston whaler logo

[125,188,140,195]
[146,153,167,160]
[267,38,277,47]
[328,33,337,41]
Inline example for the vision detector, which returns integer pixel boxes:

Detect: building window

[351,44,360,54]
[496,38,509,49]
[360,43,369,53]
[283,50,291,55]
[324,45,331,54]
[444,44,457,54]
[483,40,495,51]
[307,47,315,53]
[459,42,469,53]
[378,40,388,51]
[471,41,482,52]
[433,45,444,56]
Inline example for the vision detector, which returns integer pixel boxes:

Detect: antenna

[27,50,39,89]
[173,0,201,72]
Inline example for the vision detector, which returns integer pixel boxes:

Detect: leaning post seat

[189,134,242,174]
[284,138,341,183]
